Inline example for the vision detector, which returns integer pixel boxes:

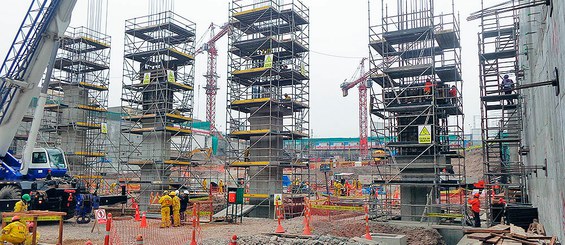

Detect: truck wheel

[0,185,22,199]
[63,208,76,220]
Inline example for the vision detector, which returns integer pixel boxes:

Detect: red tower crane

[194,23,232,133]
[340,58,372,158]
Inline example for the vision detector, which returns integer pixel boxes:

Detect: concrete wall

[519,2,565,240]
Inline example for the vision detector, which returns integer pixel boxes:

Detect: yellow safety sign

[142,72,151,84]
[311,204,364,212]
[418,125,431,144]
[101,123,108,134]
[167,70,176,83]
[274,194,282,206]
[264,54,273,68]
[198,211,212,216]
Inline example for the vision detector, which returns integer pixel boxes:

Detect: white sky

[0,0,498,138]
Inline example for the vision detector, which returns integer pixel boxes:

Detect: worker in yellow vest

[170,191,181,227]
[218,179,224,193]
[158,191,173,228]
[1,216,27,244]
[14,194,31,212]
[202,179,208,190]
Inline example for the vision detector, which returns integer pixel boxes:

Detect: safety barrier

[109,215,192,244]
[309,197,365,222]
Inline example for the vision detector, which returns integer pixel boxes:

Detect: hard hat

[163,190,169,195]
[183,190,189,195]
[174,190,179,195]
[22,194,31,202]
[474,193,480,198]
[169,191,176,196]
[11,216,20,222]
[504,75,509,79]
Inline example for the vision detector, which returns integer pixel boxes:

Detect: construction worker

[345,181,352,196]
[501,75,515,104]
[449,85,457,104]
[468,193,481,227]
[284,93,291,101]
[334,181,343,196]
[218,179,224,193]
[180,190,190,221]
[1,216,27,244]
[24,222,40,245]
[170,191,181,227]
[158,191,172,228]
[14,194,31,212]
[423,78,433,95]
[202,179,208,190]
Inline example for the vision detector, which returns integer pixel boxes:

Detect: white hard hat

[183,190,189,195]
[175,190,179,195]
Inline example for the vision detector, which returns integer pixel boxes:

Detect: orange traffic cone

[275,205,285,233]
[140,212,147,228]
[189,229,197,245]
[302,215,312,235]
[134,206,141,221]
[85,241,93,245]
[229,234,238,245]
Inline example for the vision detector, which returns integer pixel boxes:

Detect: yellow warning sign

[418,125,431,144]
[167,70,176,83]
[142,72,151,84]
[274,194,283,206]
[264,54,273,68]
[101,123,108,134]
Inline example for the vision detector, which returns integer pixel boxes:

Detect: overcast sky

[0,0,498,138]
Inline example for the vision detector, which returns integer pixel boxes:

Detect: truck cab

[28,148,67,179]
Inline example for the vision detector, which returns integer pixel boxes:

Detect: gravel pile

[202,234,380,245]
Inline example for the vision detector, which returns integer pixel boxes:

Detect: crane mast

[195,23,231,133]
[340,58,371,158]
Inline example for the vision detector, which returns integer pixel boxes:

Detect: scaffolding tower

[119,11,196,208]
[478,1,525,225]
[226,0,310,218]
[39,26,111,188]
[368,0,466,222]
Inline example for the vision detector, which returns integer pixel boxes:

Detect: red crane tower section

[195,23,232,133]
[340,58,371,158]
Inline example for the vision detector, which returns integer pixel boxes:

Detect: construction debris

[201,234,379,245]
[463,224,559,245]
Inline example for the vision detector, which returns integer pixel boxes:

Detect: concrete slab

[369,233,407,245]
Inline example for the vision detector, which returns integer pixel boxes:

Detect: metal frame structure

[477,0,526,225]
[119,11,196,207]
[39,26,111,187]
[368,0,466,222]
[226,0,310,218]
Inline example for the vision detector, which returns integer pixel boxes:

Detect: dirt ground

[37,215,444,244]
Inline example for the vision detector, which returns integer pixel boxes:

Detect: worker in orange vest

[468,193,481,227]
[424,78,433,95]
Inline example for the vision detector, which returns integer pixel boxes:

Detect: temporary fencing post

[275,203,285,233]
[189,205,198,245]
[229,234,238,245]
[135,205,141,221]
[364,204,372,240]
[140,211,147,228]
[104,213,113,245]
[136,234,144,245]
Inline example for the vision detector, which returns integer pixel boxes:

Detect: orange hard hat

[11,216,20,222]
[474,193,480,198]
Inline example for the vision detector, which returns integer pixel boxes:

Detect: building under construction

[40,26,112,188]
[368,0,466,221]
[119,11,196,208]
[226,0,310,218]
